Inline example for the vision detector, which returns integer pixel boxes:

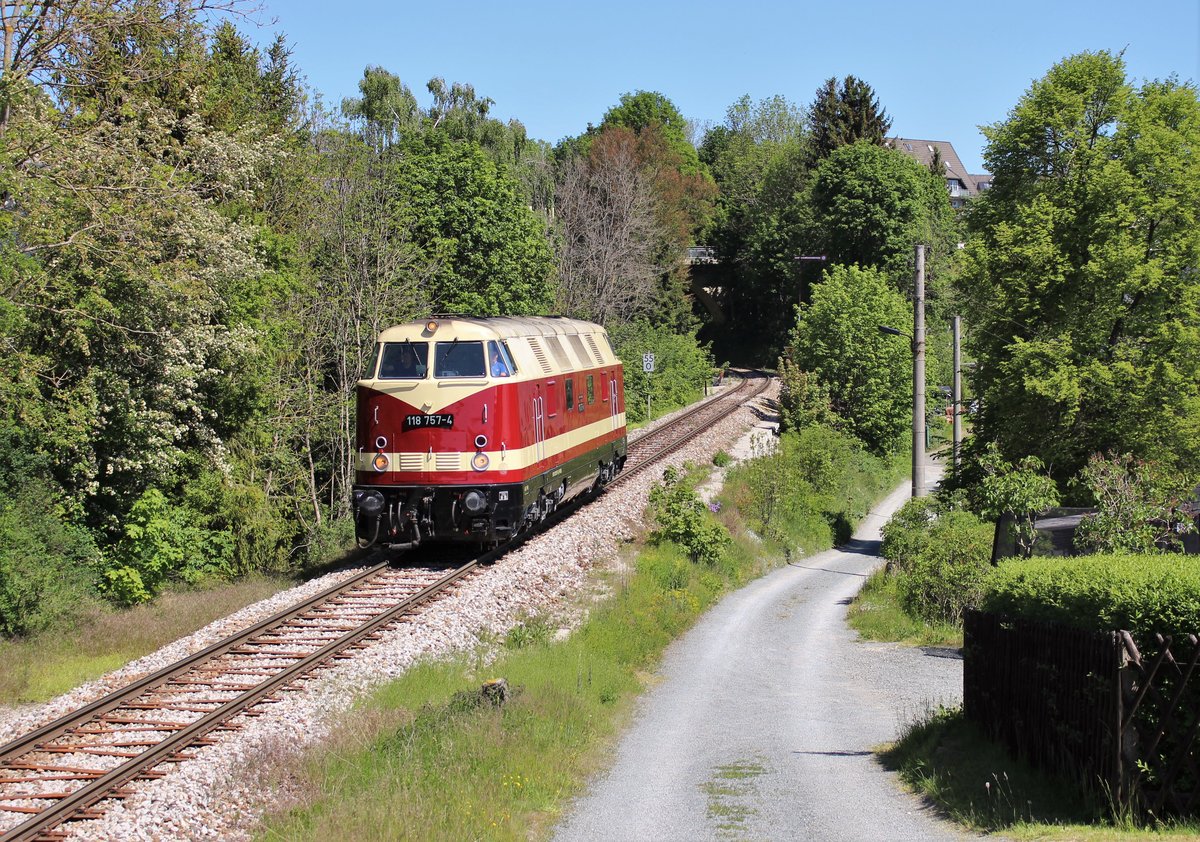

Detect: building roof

[887,137,990,196]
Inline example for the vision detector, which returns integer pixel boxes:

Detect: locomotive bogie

[351,316,627,548]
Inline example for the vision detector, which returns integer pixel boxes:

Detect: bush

[776,357,838,434]
[609,320,714,424]
[100,487,235,605]
[0,481,98,637]
[1073,452,1196,554]
[983,554,1200,638]
[880,497,939,572]
[647,467,730,567]
[712,450,732,468]
[724,423,900,556]
[894,510,994,624]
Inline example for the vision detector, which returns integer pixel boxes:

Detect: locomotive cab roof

[364,316,620,387]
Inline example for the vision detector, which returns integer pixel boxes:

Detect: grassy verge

[262,537,757,840]
[882,706,1200,840]
[0,575,296,704]
[847,569,961,647]
[261,429,900,840]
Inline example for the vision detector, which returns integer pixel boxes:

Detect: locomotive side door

[608,373,619,429]
[532,388,545,464]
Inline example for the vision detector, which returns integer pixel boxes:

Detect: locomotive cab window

[565,378,574,411]
[365,343,381,379]
[379,341,428,379]
[587,374,595,404]
[488,340,515,378]
[435,341,485,378]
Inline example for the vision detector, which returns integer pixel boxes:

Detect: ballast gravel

[0,380,777,842]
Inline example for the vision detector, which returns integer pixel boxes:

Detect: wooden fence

[963,611,1200,817]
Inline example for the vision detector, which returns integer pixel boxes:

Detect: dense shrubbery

[885,500,996,623]
[99,489,236,606]
[880,498,994,625]
[983,554,1200,638]
[1073,452,1196,554]
[648,467,730,567]
[611,321,715,424]
[0,483,99,637]
[724,424,901,556]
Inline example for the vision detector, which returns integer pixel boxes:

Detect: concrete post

[952,314,962,471]
[913,245,926,497]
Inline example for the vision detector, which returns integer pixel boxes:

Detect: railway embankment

[0,378,775,839]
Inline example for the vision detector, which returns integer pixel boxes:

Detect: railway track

[620,370,768,483]
[0,370,771,840]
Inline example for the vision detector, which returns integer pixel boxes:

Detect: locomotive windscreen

[434,341,486,377]
[379,342,429,379]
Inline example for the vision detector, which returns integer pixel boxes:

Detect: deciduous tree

[960,50,1200,486]
[787,264,912,453]
[554,127,663,325]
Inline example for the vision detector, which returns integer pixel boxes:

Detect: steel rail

[1,558,483,842]
[0,561,390,769]
[616,371,768,484]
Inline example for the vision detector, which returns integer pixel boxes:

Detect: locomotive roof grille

[544,335,573,371]
[584,334,605,365]
[371,317,618,373]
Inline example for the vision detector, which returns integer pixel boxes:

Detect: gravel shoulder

[554,470,972,842]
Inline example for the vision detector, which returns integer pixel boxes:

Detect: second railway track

[0,370,771,840]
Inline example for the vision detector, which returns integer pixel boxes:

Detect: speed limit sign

[643,353,655,373]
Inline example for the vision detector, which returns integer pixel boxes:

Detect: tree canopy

[806,75,893,164]
[960,50,1200,487]
[787,265,913,454]
[809,141,954,280]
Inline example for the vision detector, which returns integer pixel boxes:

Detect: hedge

[982,554,1200,638]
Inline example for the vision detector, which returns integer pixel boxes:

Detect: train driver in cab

[490,344,512,377]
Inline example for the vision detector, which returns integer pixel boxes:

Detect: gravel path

[0,381,773,841]
[554,469,972,842]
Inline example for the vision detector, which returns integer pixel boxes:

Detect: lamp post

[952,315,962,470]
[878,244,927,498]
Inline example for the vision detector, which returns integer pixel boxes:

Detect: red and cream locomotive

[351,316,627,547]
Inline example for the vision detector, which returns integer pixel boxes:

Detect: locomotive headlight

[375,435,388,450]
[471,452,490,471]
[425,319,439,333]
[356,490,385,517]
[474,434,488,449]
[463,490,487,513]
[372,452,389,472]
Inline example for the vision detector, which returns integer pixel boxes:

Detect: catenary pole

[952,314,962,471]
[913,245,926,497]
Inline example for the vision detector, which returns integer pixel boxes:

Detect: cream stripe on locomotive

[356,413,627,474]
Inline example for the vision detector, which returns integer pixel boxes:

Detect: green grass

[881,706,1200,840]
[703,759,767,835]
[0,576,294,704]
[847,569,962,647]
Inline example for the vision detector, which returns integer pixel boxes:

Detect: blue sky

[255,1,1200,174]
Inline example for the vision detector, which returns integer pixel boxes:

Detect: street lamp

[878,244,927,498]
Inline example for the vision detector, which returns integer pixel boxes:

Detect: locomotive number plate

[404,413,454,430]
